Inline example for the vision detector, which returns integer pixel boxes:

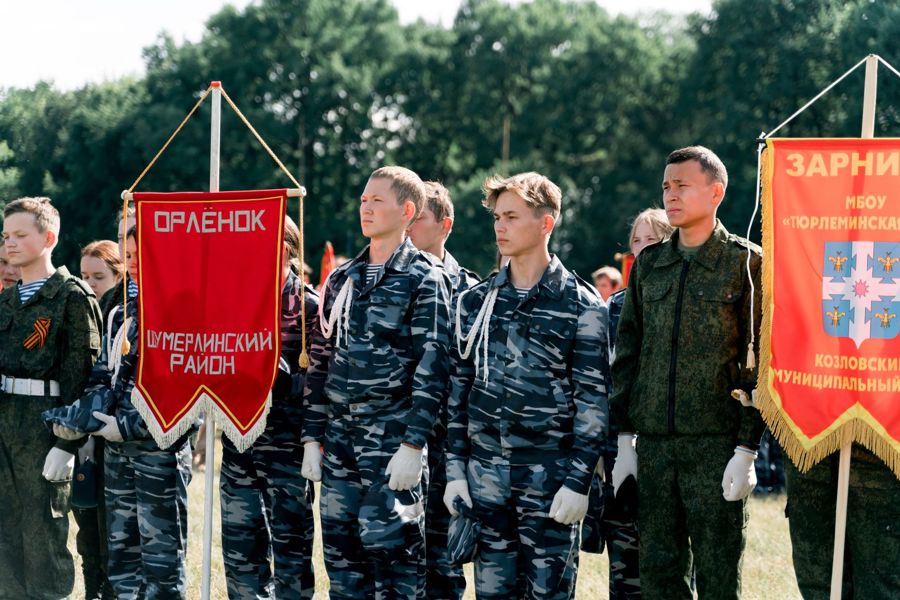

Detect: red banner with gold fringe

[759,139,900,478]
[131,189,286,451]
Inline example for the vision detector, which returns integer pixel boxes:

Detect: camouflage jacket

[610,221,765,444]
[0,266,101,405]
[275,271,319,407]
[446,256,610,495]
[302,238,452,449]
[443,250,480,297]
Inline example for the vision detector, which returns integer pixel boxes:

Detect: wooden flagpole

[201,80,223,600]
[829,54,878,600]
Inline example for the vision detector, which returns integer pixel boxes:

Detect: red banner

[760,139,900,477]
[131,189,286,451]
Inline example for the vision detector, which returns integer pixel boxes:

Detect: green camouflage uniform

[0,266,101,599]
[785,445,900,599]
[611,221,764,600]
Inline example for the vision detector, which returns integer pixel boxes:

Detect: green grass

[68,444,802,599]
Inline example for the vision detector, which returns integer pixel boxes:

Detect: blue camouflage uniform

[447,256,609,600]
[302,238,451,600]
[581,287,641,598]
[219,272,319,600]
[425,250,478,600]
[85,297,193,600]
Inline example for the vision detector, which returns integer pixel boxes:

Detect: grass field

[68,443,803,599]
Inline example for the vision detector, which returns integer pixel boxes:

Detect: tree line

[0,0,898,277]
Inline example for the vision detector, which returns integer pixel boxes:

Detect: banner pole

[201,81,223,600]
[829,54,878,600]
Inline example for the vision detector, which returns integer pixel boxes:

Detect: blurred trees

[0,0,897,275]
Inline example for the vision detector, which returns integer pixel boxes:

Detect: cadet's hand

[385,444,423,491]
[78,436,96,464]
[53,423,86,441]
[301,441,322,482]
[42,447,75,481]
[722,446,757,501]
[730,388,758,408]
[549,485,589,525]
[443,479,472,517]
[612,434,638,495]
[91,411,124,443]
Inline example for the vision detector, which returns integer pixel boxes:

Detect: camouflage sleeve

[609,256,644,434]
[737,251,765,447]
[301,278,334,444]
[59,287,102,406]
[564,296,610,495]
[111,319,150,441]
[403,267,452,449]
[445,293,476,483]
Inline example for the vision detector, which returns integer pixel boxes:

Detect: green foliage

[0,0,897,277]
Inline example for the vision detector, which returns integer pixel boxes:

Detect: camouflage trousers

[73,438,114,599]
[636,435,747,600]
[467,453,580,600]
[581,475,641,599]
[104,440,192,600]
[0,393,74,600]
[785,452,900,599]
[321,413,426,600]
[424,426,465,600]
[220,421,316,600]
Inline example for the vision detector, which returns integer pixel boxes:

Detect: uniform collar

[492,254,565,300]
[653,220,729,271]
[347,238,419,294]
[4,266,69,307]
[442,250,461,280]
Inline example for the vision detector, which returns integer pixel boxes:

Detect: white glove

[42,447,75,481]
[594,456,605,480]
[91,411,123,443]
[731,388,758,408]
[722,446,758,501]
[385,444,423,491]
[443,479,473,516]
[301,441,323,482]
[53,423,86,441]
[611,434,638,495]
[78,436,96,464]
[549,485,590,525]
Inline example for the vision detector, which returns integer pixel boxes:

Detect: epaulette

[728,234,762,254]
[67,275,97,298]
[571,271,601,301]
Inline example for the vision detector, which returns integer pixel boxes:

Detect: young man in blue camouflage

[443,172,609,600]
[0,197,102,600]
[301,166,452,600]
[407,181,479,600]
[219,215,319,599]
[611,146,764,599]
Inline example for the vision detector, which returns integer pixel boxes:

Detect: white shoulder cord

[107,306,133,389]
[318,275,354,349]
[455,286,499,383]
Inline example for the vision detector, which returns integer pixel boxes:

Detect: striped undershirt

[366,263,383,286]
[19,278,50,303]
[128,278,139,298]
[515,287,530,299]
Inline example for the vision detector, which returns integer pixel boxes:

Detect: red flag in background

[319,241,336,291]
[131,189,286,451]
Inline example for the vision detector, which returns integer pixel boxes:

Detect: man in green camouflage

[0,197,102,599]
[785,445,900,599]
[611,147,764,599]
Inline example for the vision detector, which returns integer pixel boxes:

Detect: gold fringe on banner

[755,139,900,480]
